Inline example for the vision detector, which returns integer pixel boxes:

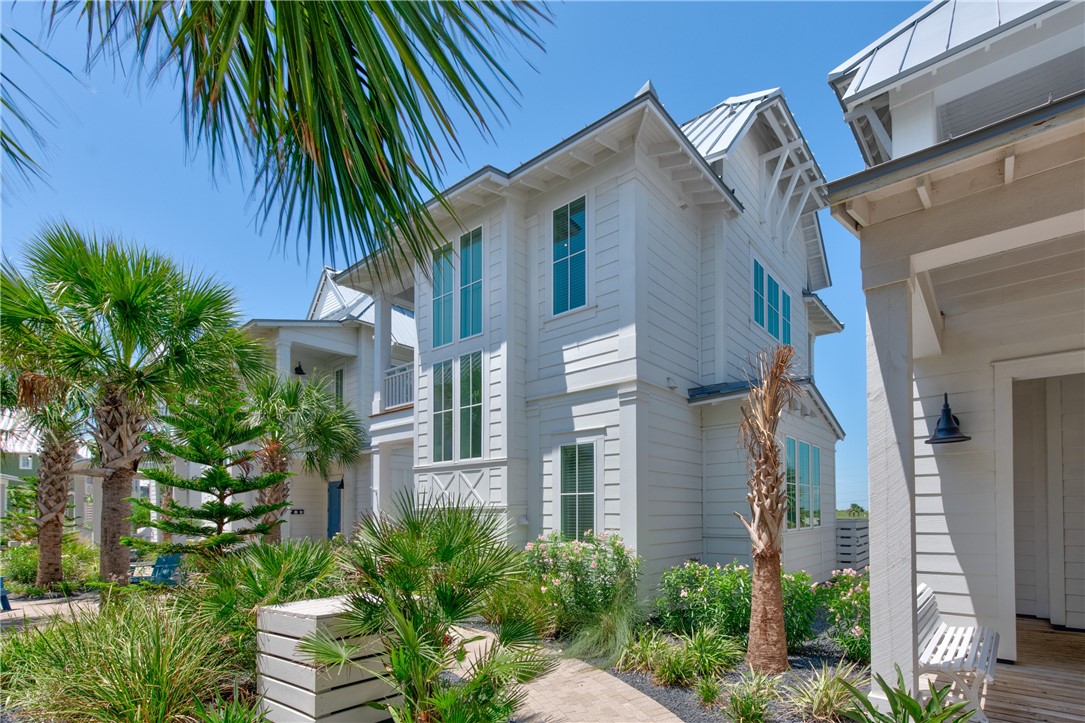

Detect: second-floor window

[460,227,482,339]
[785,437,821,530]
[433,360,454,462]
[19,454,33,470]
[459,351,482,459]
[553,196,587,316]
[433,245,454,348]
[753,259,791,344]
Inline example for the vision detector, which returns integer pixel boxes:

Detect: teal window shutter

[767,274,780,339]
[753,260,765,327]
[781,291,791,345]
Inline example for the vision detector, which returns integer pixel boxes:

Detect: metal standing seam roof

[680,89,781,159]
[829,0,1065,107]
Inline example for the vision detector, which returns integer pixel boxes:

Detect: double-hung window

[460,227,482,339]
[459,351,482,459]
[559,442,594,540]
[785,436,821,530]
[19,454,32,470]
[432,361,454,462]
[753,259,791,344]
[553,197,587,315]
[433,245,454,348]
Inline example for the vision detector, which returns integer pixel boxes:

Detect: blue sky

[1,1,926,508]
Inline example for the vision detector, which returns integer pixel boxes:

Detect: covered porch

[830,95,1085,713]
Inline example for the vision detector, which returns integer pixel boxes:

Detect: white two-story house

[336,83,845,584]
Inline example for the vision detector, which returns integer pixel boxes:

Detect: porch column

[866,280,919,693]
[372,294,392,415]
[370,444,382,514]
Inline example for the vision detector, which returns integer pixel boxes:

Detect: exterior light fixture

[925,393,971,444]
[294,362,306,376]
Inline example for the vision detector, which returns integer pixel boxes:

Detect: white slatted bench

[917,583,999,722]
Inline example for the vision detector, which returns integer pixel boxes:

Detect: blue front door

[327,481,342,538]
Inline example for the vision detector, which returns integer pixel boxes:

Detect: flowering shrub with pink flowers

[821,567,871,663]
[654,560,819,652]
[524,531,640,635]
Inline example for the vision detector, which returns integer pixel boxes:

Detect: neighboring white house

[826,0,1084,712]
[336,84,845,584]
[239,268,416,541]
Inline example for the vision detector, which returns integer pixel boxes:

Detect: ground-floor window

[785,437,821,529]
[559,442,594,540]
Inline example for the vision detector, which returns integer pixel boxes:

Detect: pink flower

[540,586,548,593]
[850,626,864,637]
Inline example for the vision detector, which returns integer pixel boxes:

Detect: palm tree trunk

[35,436,77,587]
[160,485,174,544]
[747,552,789,673]
[93,389,147,584]
[257,455,290,544]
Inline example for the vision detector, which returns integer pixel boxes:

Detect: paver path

[0,594,98,630]
[456,627,681,723]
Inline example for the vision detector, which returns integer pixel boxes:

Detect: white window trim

[431,359,455,463]
[333,368,344,404]
[549,194,592,320]
[18,454,33,470]
[552,436,602,538]
[457,350,484,461]
[784,435,822,531]
[752,255,792,345]
[430,352,487,465]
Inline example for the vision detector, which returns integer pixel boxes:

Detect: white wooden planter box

[836,517,870,568]
[256,596,397,722]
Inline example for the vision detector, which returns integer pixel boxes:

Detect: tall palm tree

[736,345,801,674]
[8,2,545,275]
[247,372,365,543]
[0,371,87,587]
[0,224,267,583]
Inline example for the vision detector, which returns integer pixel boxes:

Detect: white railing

[382,363,413,409]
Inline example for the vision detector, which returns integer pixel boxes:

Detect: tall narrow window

[433,245,453,348]
[785,437,797,530]
[560,443,594,540]
[798,441,811,528]
[781,291,791,345]
[459,351,482,459]
[767,275,780,339]
[811,446,821,527]
[553,197,587,315]
[334,369,344,404]
[432,361,453,462]
[460,227,482,339]
[753,260,765,327]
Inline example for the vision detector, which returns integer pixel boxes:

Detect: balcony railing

[382,363,414,409]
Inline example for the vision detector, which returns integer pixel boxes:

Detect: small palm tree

[736,345,801,674]
[0,224,266,583]
[246,372,365,543]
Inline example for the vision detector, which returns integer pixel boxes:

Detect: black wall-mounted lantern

[294,362,306,376]
[925,393,971,444]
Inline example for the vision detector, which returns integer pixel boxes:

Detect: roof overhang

[804,292,844,336]
[687,377,844,440]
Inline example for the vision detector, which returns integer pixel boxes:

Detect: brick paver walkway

[0,593,98,630]
[456,627,680,723]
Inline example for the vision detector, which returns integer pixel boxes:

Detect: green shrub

[526,530,641,664]
[787,661,865,722]
[193,692,270,723]
[0,596,235,722]
[0,539,99,594]
[843,665,975,722]
[616,628,670,673]
[725,670,779,723]
[177,539,346,671]
[653,645,697,688]
[681,627,744,678]
[695,676,721,707]
[481,572,557,639]
[823,567,872,663]
[654,560,818,651]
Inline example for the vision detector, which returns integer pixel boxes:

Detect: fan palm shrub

[246,372,364,543]
[0,225,266,583]
[300,493,552,722]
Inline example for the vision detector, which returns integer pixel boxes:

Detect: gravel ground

[612,637,855,723]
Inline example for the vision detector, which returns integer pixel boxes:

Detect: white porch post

[370,444,382,514]
[372,294,391,415]
[866,280,919,693]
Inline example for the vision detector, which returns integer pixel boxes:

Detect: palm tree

[736,345,801,674]
[9,2,546,275]
[247,372,365,543]
[0,224,266,583]
[0,371,86,587]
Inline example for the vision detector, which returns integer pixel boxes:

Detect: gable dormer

[682,90,831,292]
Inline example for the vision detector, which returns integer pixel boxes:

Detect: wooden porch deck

[983,618,1085,723]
